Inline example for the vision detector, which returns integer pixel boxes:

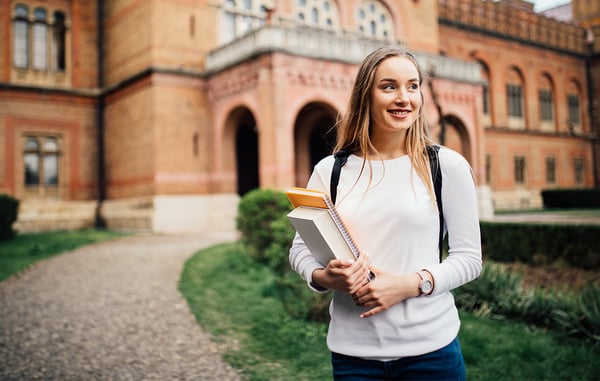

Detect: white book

[287,206,356,266]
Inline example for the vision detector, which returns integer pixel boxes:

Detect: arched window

[481,64,491,115]
[32,8,48,70]
[477,60,492,127]
[24,136,60,188]
[13,4,29,68]
[43,138,59,185]
[12,5,68,72]
[52,11,66,71]
[296,0,339,30]
[506,66,525,129]
[24,138,40,185]
[538,73,554,124]
[357,1,393,40]
[220,0,268,44]
[567,79,582,132]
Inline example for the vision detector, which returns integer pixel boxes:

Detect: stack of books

[285,187,360,267]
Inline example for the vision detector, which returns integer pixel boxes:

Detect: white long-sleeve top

[289,147,482,360]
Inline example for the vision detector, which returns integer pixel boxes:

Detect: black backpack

[329,145,445,262]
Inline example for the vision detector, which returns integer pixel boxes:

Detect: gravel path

[0,233,243,381]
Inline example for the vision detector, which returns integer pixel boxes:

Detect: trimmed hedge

[480,221,600,269]
[0,194,19,241]
[541,188,600,208]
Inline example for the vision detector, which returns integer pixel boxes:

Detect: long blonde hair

[334,46,436,202]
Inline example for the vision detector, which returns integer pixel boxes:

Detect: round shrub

[0,194,19,241]
[236,188,293,264]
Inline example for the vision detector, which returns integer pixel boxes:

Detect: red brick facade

[0,0,598,232]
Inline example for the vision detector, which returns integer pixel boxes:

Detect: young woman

[289,46,482,380]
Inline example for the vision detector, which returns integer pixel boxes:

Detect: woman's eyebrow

[378,77,419,83]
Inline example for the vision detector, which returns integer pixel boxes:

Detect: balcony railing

[205,25,482,84]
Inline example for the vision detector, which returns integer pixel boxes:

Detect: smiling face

[369,56,422,140]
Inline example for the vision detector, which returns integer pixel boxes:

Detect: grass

[179,242,331,381]
[180,242,600,381]
[0,229,127,282]
[2,229,598,380]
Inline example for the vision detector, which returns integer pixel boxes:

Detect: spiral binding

[323,194,376,281]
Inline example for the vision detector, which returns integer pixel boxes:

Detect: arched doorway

[432,115,472,163]
[293,102,338,186]
[236,119,259,196]
[223,106,259,196]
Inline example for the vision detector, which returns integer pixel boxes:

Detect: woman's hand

[311,253,371,294]
[353,267,421,318]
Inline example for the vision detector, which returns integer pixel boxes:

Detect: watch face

[421,279,433,294]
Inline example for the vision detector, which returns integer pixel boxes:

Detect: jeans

[331,337,466,381]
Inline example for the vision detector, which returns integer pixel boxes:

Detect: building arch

[377,0,405,40]
[295,0,340,30]
[222,105,259,196]
[355,0,395,42]
[293,101,339,186]
[438,114,472,164]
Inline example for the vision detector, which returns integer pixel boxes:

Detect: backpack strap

[330,146,444,262]
[426,145,444,262]
[330,150,350,205]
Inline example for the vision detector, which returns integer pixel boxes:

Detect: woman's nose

[395,89,409,103]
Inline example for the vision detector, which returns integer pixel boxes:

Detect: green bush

[553,283,600,342]
[264,213,296,275]
[480,222,600,269]
[0,194,19,241]
[235,188,332,322]
[236,188,293,264]
[455,262,600,343]
[541,188,600,208]
[268,214,332,322]
[274,272,332,322]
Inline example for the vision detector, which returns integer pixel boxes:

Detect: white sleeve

[288,156,336,292]
[425,149,483,294]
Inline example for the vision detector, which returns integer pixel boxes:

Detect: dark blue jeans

[331,337,466,381]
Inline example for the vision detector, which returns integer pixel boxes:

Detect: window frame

[539,89,554,122]
[11,4,67,72]
[23,135,61,193]
[507,84,524,118]
[567,94,581,125]
[13,4,30,69]
[357,0,393,41]
[514,155,526,185]
[545,156,556,184]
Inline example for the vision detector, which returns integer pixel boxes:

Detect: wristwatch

[416,271,433,296]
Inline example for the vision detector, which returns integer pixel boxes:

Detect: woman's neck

[370,133,407,159]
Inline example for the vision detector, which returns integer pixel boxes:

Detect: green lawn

[2,230,598,380]
[180,242,600,381]
[0,229,126,282]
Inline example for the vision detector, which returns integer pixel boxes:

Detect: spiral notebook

[285,187,360,265]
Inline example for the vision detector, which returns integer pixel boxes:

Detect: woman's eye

[383,84,395,90]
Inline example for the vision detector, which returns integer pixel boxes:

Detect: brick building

[0,0,598,233]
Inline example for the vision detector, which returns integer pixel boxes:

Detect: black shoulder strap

[330,146,444,262]
[330,150,350,205]
[426,145,444,262]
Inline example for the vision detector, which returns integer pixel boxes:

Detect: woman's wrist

[311,268,327,290]
[416,269,434,296]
